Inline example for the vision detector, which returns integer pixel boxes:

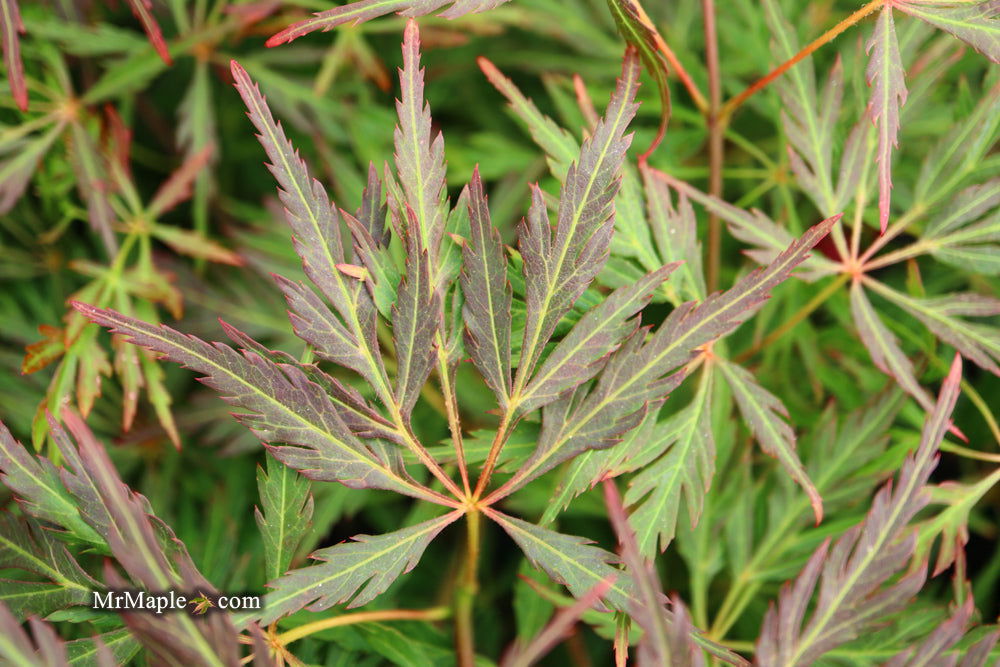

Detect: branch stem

[473,408,514,500]
[718,0,885,124]
[703,0,724,292]
[456,510,482,666]
[276,607,450,646]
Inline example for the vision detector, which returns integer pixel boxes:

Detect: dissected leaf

[394,20,448,274]
[255,455,314,582]
[756,355,963,665]
[850,280,936,412]
[267,0,512,46]
[72,304,448,506]
[514,47,641,388]
[625,368,714,556]
[461,167,513,407]
[866,6,907,234]
[718,358,822,524]
[898,1,1000,63]
[256,510,462,625]
[486,508,635,611]
[491,216,838,502]
[0,513,97,619]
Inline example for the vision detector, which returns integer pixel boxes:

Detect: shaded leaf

[255,455,314,582]
[256,510,462,625]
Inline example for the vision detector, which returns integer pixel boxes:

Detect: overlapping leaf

[864,280,1000,376]
[850,280,936,412]
[491,216,838,502]
[231,60,391,405]
[718,358,822,523]
[0,514,97,619]
[625,369,714,556]
[72,304,446,505]
[756,356,963,665]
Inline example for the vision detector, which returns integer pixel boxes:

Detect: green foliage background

[1,0,998,664]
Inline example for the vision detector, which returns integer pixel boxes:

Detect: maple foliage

[0,0,998,665]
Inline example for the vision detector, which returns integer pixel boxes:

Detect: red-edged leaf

[866,6,907,234]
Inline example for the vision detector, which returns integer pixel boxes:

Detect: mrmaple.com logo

[91,589,261,615]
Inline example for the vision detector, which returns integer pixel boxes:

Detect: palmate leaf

[756,355,964,666]
[489,216,839,503]
[866,5,908,234]
[718,358,822,524]
[267,0,511,46]
[898,1,1000,63]
[255,456,314,583]
[514,47,641,390]
[485,508,635,611]
[72,304,448,506]
[255,510,462,625]
[461,168,513,407]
